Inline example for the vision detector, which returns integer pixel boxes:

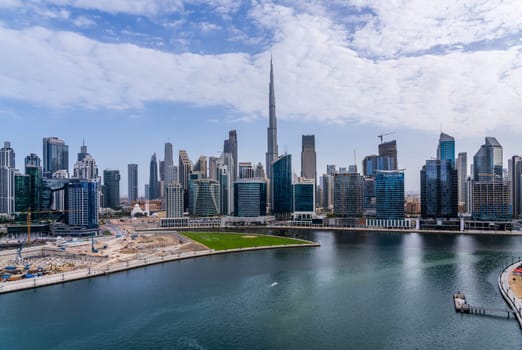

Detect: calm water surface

[1,231,522,349]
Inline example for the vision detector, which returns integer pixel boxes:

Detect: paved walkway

[499,260,522,329]
[0,242,319,294]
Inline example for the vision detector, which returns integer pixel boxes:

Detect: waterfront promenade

[0,241,319,294]
[499,260,522,329]
[138,225,522,236]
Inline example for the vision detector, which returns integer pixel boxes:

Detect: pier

[453,292,515,318]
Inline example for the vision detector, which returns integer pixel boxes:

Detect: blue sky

[1,0,522,195]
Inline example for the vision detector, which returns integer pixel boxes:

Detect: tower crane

[14,208,80,263]
[17,209,77,243]
[378,132,396,144]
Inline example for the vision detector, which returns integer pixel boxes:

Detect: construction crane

[378,132,396,144]
[17,209,76,243]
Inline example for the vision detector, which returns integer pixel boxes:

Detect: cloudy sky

[1,0,522,194]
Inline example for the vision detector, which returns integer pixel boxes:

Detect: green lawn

[181,232,310,251]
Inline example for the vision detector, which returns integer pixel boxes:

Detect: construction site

[0,229,207,286]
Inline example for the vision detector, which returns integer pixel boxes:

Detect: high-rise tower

[473,137,503,181]
[437,132,455,167]
[149,153,159,200]
[223,130,238,180]
[42,137,69,178]
[128,164,138,204]
[0,141,16,214]
[266,57,278,180]
[102,169,120,209]
[301,135,316,183]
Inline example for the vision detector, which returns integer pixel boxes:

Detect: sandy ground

[1,231,207,281]
[509,273,522,298]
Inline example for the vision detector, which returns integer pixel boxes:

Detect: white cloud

[73,15,95,28]
[43,0,184,16]
[199,21,221,33]
[0,0,22,9]
[349,0,522,57]
[1,2,522,137]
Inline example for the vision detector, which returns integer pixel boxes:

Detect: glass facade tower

[473,137,503,181]
[271,154,292,217]
[65,180,98,228]
[333,173,364,217]
[128,164,138,204]
[234,179,267,217]
[43,137,69,178]
[102,169,120,209]
[376,170,405,220]
[437,132,455,167]
[420,159,458,218]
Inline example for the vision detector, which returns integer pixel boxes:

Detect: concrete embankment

[499,260,522,329]
[137,226,522,236]
[0,242,319,294]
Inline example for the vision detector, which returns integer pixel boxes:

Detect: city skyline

[2,1,522,194]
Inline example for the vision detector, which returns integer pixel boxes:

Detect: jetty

[453,292,515,318]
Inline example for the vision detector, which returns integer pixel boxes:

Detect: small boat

[270,282,278,287]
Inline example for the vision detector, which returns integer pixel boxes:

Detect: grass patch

[181,232,310,251]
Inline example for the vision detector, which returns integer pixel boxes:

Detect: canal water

[1,231,522,349]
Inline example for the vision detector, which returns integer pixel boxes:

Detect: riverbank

[499,260,522,329]
[0,236,319,294]
[138,225,522,236]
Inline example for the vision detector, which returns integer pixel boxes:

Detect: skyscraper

[333,173,364,217]
[65,180,98,228]
[15,155,43,217]
[293,179,315,218]
[239,162,254,179]
[378,140,398,170]
[164,142,173,167]
[42,137,69,178]
[128,164,138,204]
[189,179,220,217]
[472,181,511,220]
[420,160,458,218]
[208,156,218,180]
[77,141,89,162]
[301,135,317,184]
[73,144,98,181]
[179,150,192,211]
[437,132,455,166]
[223,130,238,180]
[194,155,208,178]
[510,156,522,218]
[362,155,395,177]
[266,58,278,180]
[0,142,15,214]
[217,153,234,215]
[102,169,120,209]
[165,182,183,218]
[375,170,405,220]
[149,153,159,200]
[234,179,267,217]
[271,154,292,218]
[254,162,265,179]
[326,165,336,176]
[163,142,176,184]
[473,137,503,181]
[321,174,334,210]
[456,152,468,209]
